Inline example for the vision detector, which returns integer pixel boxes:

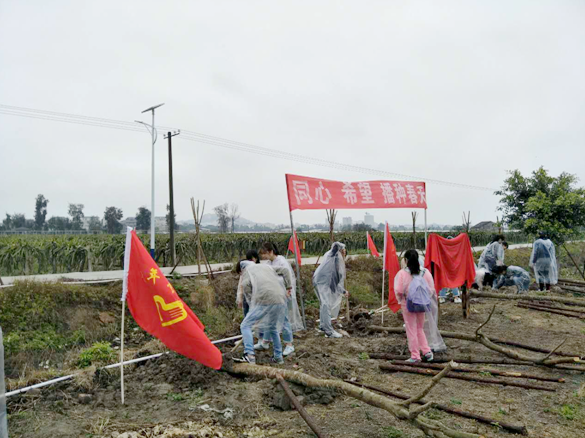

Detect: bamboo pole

[470,290,585,307]
[379,363,556,391]
[517,303,585,320]
[388,360,565,383]
[368,353,532,366]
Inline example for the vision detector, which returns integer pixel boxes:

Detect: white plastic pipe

[4,335,242,398]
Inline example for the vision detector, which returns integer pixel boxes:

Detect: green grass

[77,342,116,368]
[358,352,370,360]
[382,426,403,438]
[450,399,463,405]
[559,405,577,421]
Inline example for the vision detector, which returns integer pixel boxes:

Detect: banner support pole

[424,208,428,251]
[289,211,307,330]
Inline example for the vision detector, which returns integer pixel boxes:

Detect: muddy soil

[7,291,585,438]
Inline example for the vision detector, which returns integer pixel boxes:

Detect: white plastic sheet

[269,255,304,332]
[530,239,558,285]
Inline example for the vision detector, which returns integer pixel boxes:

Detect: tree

[136,207,151,232]
[47,216,72,231]
[352,223,373,232]
[87,217,103,233]
[68,204,85,230]
[104,207,123,234]
[229,203,240,233]
[166,204,179,231]
[2,214,13,230]
[12,214,26,229]
[34,194,49,230]
[214,203,230,233]
[496,167,585,244]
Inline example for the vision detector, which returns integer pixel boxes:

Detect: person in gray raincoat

[312,242,348,338]
[530,232,558,291]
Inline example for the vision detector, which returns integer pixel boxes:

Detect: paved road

[1,243,534,287]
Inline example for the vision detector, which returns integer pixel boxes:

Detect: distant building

[471,221,499,232]
[81,216,101,231]
[342,217,353,227]
[364,213,375,227]
[120,217,137,229]
[155,216,168,232]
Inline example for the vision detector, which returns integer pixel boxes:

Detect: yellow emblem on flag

[146,268,161,285]
[153,295,187,327]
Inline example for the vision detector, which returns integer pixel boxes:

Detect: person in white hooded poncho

[238,262,292,364]
[313,242,348,338]
[255,243,304,357]
[530,232,558,291]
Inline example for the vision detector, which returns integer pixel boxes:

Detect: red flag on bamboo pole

[122,229,222,370]
[288,231,302,266]
[367,232,380,258]
[383,223,401,313]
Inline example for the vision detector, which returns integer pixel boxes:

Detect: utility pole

[164,130,180,266]
[137,103,164,259]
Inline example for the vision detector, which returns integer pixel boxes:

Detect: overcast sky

[1,1,584,228]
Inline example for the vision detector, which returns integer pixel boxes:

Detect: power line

[0,104,497,191]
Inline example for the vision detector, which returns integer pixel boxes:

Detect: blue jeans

[439,288,460,298]
[263,313,293,344]
[241,304,285,360]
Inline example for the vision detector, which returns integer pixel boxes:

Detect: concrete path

[1,243,534,287]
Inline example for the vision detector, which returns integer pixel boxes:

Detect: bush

[77,342,115,368]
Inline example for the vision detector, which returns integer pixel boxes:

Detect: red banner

[286,174,427,211]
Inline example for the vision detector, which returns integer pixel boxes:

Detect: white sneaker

[254,341,270,350]
[283,345,295,356]
[454,297,462,304]
[439,297,446,304]
[326,331,343,338]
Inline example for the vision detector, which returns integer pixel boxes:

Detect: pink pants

[402,306,431,360]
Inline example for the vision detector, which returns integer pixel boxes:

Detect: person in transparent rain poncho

[492,265,531,293]
[530,232,558,291]
[478,235,507,286]
[235,250,260,317]
[395,250,446,362]
[254,243,304,357]
[313,242,348,338]
[238,262,292,364]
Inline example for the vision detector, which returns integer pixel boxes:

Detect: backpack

[406,269,432,313]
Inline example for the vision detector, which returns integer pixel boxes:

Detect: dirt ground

[6,288,585,438]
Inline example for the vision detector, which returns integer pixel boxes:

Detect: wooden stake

[276,375,328,438]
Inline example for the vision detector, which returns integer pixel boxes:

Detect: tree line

[0,195,178,235]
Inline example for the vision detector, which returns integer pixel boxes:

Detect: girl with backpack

[394,249,435,363]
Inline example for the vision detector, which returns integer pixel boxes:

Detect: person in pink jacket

[394,249,435,363]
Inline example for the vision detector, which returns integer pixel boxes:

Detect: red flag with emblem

[122,229,222,370]
[288,231,302,266]
[367,232,380,258]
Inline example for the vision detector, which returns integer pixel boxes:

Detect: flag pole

[120,300,125,404]
[120,227,133,405]
[289,211,307,330]
[424,208,428,251]
[381,222,387,325]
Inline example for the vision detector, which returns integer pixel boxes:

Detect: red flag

[288,231,302,266]
[122,230,222,370]
[367,232,380,258]
[383,223,401,313]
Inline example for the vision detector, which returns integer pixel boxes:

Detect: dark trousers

[539,283,551,291]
